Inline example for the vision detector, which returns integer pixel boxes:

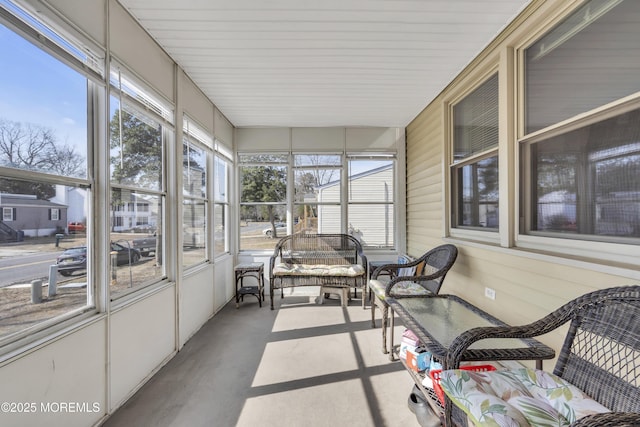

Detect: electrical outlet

[485,287,496,300]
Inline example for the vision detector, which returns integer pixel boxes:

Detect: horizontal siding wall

[406,101,444,254]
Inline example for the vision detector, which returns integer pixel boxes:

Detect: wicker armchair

[368,244,458,359]
[440,285,640,427]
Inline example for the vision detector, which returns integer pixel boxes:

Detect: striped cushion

[273,263,365,277]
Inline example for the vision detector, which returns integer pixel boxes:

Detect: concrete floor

[102,288,434,427]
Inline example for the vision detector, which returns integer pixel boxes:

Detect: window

[214,150,231,256]
[450,74,499,230]
[0,1,98,341]
[109,67,171,296]
[2,207,13,221]
[523,108,640,240]
[521,0,640,247]
[525,0,640,133]
[182,117,210,268]
[239,151,398,252]
[348,156,395,248]
[294,154,342,234]
[239,154,287,250]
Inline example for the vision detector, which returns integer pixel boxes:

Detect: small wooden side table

[234,262,265,308]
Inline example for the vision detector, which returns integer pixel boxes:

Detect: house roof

[317,162,393,189]
[0,194,67,208]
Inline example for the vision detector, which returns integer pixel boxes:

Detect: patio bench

[269,233,367,310]
[439,285,640,427]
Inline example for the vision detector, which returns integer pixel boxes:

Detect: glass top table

[387,294,555,369]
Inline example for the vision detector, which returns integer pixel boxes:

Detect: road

[0,251,63,287]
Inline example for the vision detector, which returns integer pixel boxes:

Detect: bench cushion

[369,279,431,300]
[273,263,365,277]
[440,367,610,427]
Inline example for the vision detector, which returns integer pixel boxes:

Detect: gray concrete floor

[102,288,433,427]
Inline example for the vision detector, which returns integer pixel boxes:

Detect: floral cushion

[368,279,431,300]
[273,263,365,277]
[439,368,610,427]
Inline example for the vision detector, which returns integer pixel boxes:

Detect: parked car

[262,222,286,238]
[68,222,86,233]
[131,224,155,233]
[132,235,157,257]
[56,243,141,276]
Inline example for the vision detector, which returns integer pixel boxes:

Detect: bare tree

[0,118,85,177]
[0,119,85,199]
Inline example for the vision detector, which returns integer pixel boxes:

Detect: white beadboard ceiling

[119,0,531,128]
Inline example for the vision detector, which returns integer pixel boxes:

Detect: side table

[234,262,265,308]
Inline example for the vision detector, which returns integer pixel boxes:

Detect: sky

[0,21,88,163]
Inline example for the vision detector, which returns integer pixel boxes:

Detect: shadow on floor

[102,288,427,427]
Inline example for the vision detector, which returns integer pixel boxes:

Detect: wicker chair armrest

[371,263,404,279]
[570,412,640,427]
[445,286,640,367]
[445,315,570,368]
[268,239,285,278]
[371,257,420,279]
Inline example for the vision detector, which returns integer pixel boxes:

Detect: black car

[56,243,141,276]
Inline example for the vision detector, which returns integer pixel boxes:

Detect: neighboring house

[111,193,157,232]
[316,164,394,246]
[0,193,67,240]
[51,185,89,227]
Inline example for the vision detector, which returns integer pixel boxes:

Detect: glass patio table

[387,294,555,369]
[387,294,555,426]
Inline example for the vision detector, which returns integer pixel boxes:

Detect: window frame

[515,0,640,266]
[238,150,399,253]
[293,153,343,235]
[447,68,502,244]
[2,207,13,221]
[238,153,289,252]
[214,147,231,258]
[108,65,173,299]
[347,154,397,249]
[182,115,212,270]
[0,0,101,350]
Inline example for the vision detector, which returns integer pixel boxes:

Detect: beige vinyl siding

[405,0,639,365]
[406,100,444,254]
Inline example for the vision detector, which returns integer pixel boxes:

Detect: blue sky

[0,22,88,160]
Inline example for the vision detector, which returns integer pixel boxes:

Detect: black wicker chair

[441,285,640,427]
[368,244,458,360]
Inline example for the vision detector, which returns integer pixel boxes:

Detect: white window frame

[347,154,396,249]
[293,153,343,235]
[238,151,400,253]
[214,146,231,257]
[2,207,13,221]
[182,115,212,270]
[514,0,640,267]
[446,67,502,245]
[108,64,173,299]
[0,0,100,351]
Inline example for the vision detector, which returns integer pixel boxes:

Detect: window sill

[443,236,640,280]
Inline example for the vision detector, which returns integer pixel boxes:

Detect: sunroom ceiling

[119,0,531,128]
